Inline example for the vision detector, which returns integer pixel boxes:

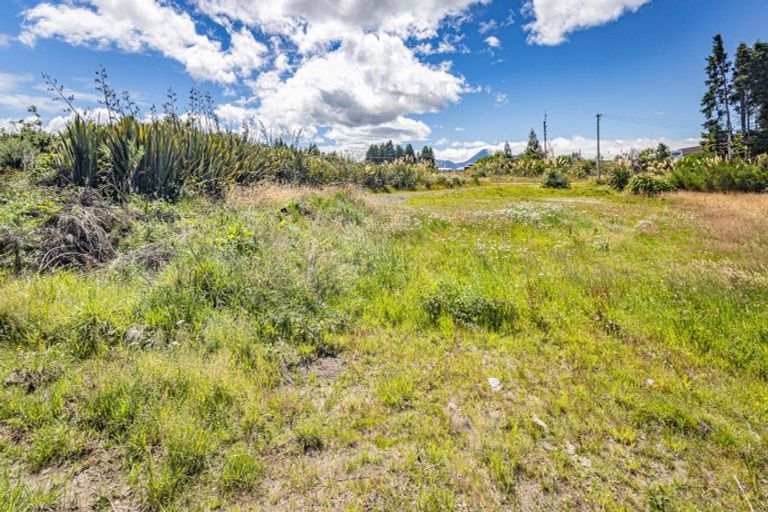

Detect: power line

[602,113,700,129]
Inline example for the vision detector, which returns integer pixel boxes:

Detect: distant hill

[436,149,492,170]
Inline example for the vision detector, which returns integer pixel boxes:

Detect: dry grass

[668,191,768,244]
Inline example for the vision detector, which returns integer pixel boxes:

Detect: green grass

[0,180,766,510]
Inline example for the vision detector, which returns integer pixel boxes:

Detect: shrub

[626,174,670,197]
[668,155,768,193]
[541,167,571,189]
[607,165,632,191]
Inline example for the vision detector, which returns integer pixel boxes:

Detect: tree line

[702,35,768,158]
[364,141,435,165]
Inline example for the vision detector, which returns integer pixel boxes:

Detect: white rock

[531,414,550,432]
[488,377,502,392]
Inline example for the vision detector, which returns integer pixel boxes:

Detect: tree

[655,143,671,161]
[732,42,755,154]
[365,144,380,163]
[395,144,405,160]
[701,34,734,158]
[404,143,415,161]
[503,140,512,158]
[748,42,768,155]
[383,140,396,162]
[420,146,435,166]
[525,129,543,159]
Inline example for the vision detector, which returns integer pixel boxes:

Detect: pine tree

[503,141,512,158]
[404,143,415,161]
[365,144,380,163]
[732,43,755,154]
[525,129,543,159]
[383,140,396,162]
[395,144,405,160]
[420,146,435,166]
[701,34,734,158]
[749,42,768,155]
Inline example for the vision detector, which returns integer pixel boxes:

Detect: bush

[541,168,570,189]
[668,155,768,193]
[608,165,632,191]
[626,174,670,197]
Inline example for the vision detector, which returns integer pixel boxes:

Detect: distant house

[671,145,702,160]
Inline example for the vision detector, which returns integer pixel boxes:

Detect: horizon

[0,0,765,162]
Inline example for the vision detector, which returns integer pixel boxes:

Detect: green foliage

[0,110,52,171]
[607,164,632,190]
[1,179,767,510]
[423,285,517,332]
[26,423,87,472]
[219,446,264,492]
[376,375,415,410]
[626,173,671,196]
[541,167,571,189]
[0,472,60,511]
[669,154,768,192]
[295,420,325,453]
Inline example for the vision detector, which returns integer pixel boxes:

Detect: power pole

[543,113,548,157]
[596,113,602,182]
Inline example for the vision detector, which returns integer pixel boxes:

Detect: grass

[0,177,766,510]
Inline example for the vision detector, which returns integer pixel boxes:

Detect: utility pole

[596,113,602,182]
[543,113,548,157]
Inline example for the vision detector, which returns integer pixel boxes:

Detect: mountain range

[436,149,492,170]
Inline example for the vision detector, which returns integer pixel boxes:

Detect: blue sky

[0,0,765,161]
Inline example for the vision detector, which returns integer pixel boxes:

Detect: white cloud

[20,0,268,83]
[484,35,501,48]
[195,0,488,50]
[44,107,114,133]
[434,135,698,162]
[494,92,508,106]
[19,0,485,146]
[413,34,467,55]
[478,20,497,34]
[0,34,11,48]
[225,32,466,143]
[523,0,651,46]
[455,127,465,132]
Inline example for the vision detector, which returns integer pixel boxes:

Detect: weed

[27,423,87,472]
[423,285,517,332]
[219,446,265,493]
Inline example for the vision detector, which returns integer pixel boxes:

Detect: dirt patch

[27,444,138,511]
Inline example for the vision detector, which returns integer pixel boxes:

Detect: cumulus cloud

[484,35,501,48]
[523,0,651,45]
[195,0,487,49]
[19,0,486,145]
[253,33,465,132]
[20,0,268,83]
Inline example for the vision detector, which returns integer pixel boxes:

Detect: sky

[0,0,765,161]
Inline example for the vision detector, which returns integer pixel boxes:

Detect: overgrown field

[0,176,766,511]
